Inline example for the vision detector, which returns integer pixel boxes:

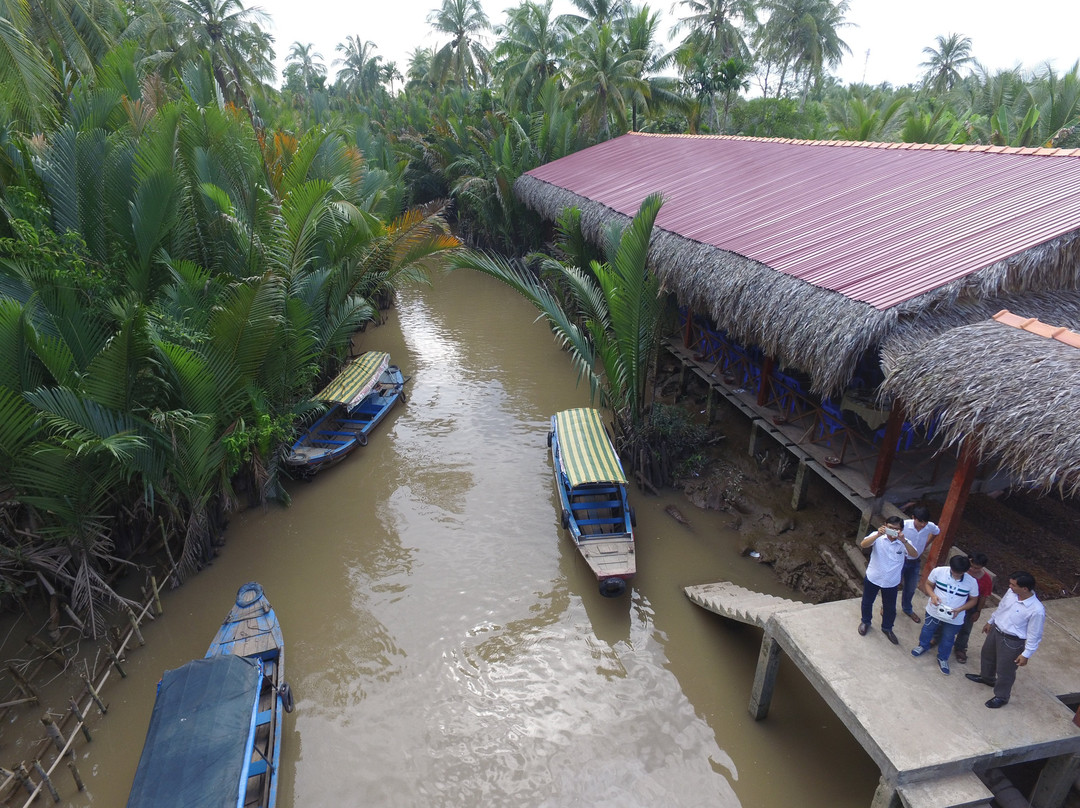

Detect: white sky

[255,0,1080,89]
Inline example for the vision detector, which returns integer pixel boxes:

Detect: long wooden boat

[126,582,290,808]
[285,351,406,475]
[548,408,636,597]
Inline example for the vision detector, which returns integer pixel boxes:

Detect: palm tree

[671,0,756,62]
[380,61,404,96]
[564,23,647,138]
[286,41,326,92]
[920,33,974,94]
[427,0,491,89]
[0,8,60,129]
[757,0,851,105]
[335,36,383,99]
[622,3,683,131]
[558,0,623,32]
[450,193,665,435]
[492,0,570,110]
[166,0,276,111]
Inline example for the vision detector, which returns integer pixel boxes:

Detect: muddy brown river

[3,270,882,806]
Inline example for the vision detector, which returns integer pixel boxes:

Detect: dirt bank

[665,361,1080,605]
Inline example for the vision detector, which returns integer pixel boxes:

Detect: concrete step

[897,772,994,808]
[685,581,809,628]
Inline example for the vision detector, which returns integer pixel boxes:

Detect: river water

[9,270,882,806]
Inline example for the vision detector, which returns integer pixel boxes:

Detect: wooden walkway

[666,339,1012,533]
[686,581,1080,808]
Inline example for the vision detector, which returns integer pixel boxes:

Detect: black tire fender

[547,431,553,447]
[279,681,295,714]
[629,507,637,527]
[561,509,570,529]
[357,433,368,447]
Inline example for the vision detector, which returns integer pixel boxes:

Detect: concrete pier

[686,582,1080,808]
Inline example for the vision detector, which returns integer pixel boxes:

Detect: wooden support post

[125,606,145,646]
[48,594,60,641]
[6,664,39,703]
[25,634,66,667]
[69,699,92,742]
[61,603,85,634]
[14,763,36,795]
[749,632,782,720]
[150,575,164,616]
[107,648,127,678]
[0,696,38,709]
[33,759,59,803]
[676,363,687,400]
[0,765,30,794]
[682,308,693,348]
[922,439,979,585]
[791,459,810,511]
[81,674,107,714]
[1028,751,1080,808]
[748,420,763,458]
[705,385,715,425]
[67,759,85,792]
[757,356,774,407]
[869,405,904,496]
[41,713,65,752]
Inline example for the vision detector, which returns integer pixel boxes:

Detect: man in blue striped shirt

[965,571,1046,708]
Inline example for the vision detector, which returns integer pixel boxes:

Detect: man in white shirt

[910,556,979,675]
[965,571,1046,708]
[898,506,941,623]
[858,516,919,644]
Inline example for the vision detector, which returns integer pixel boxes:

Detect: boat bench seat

[255,709,272,726]
[577,486,619,496]
[247,759,268,778]
[311,439,347,446]
[338,418,372,426]
[571,500,621,510]
[577,517,625,526]
[319,431,355,437]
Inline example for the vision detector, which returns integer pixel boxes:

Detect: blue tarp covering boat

[125,655,262,808]
[127,583,287,808]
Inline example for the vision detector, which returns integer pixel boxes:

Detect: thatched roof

[515,173,1080,394]
[880,317,1080,496]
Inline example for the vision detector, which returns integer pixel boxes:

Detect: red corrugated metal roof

[524,133,1080,310]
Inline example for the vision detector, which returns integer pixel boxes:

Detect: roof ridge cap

[628,131,1080,158]
[993,309,1080,348]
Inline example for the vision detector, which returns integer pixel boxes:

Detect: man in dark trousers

[965,571,1046,708]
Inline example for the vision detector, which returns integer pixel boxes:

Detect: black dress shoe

[965,674,994,686]
[985,697,1009,709]
[858,622,868,636]
[882,629,899,645]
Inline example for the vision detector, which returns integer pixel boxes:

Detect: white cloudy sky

[255,0,1080,89]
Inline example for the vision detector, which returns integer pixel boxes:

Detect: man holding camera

[910,555,979,675]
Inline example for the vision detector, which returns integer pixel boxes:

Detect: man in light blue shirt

[964,571,1046,708]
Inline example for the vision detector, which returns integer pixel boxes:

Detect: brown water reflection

[25,270,880,807]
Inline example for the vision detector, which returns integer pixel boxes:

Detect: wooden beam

[757,356,775,407]
[683,308,692,348]
[870,404,905,496]
[923,440,978,579]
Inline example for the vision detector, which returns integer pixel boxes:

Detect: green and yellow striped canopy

[313,351,389,409]
[554,408,627,488]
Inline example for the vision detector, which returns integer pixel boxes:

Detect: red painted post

[869,404,904,496]
[921,440,979,585]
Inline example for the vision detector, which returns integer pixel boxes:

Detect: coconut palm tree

[335,36,383,100]
[920,33,974,95]
[427,0,492,89]
[286,41,326,92]
[757,0,851,104]
[622,3,683,131]
[166,0,276,112]
[564,22,646,138]
[671,0,756,62]
[0,8,60,129]
[492,0,570,110]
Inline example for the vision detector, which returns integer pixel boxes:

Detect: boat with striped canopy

[285,351,406,475]
[548,408,636,597]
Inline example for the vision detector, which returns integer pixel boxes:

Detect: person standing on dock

[910,555,979,675]
[858,516,919,644]
[898,506,941,624]
[965,571,1046,708]
[931,552,992,664]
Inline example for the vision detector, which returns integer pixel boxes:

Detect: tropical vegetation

[0,0,1078,631]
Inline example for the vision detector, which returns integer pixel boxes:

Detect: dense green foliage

[0,0,1077,628]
